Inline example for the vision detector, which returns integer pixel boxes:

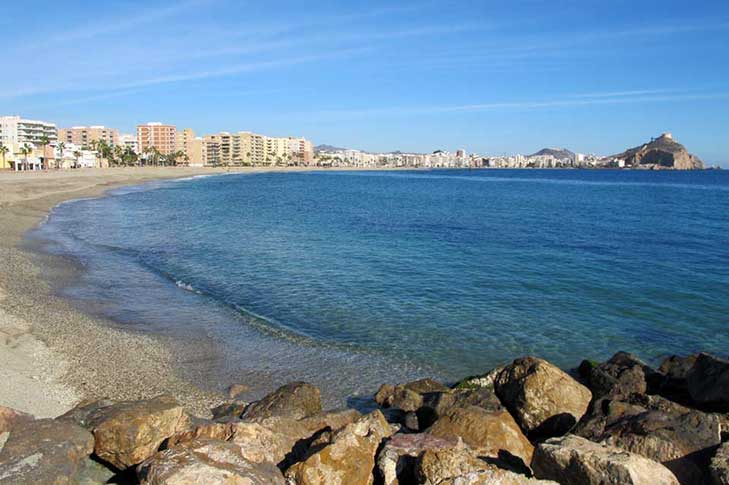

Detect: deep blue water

[31,169,729,403]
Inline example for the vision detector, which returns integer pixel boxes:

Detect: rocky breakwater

[1,353,728,484]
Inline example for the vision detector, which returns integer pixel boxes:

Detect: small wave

[175,280,202,294]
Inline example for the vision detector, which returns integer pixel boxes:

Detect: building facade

[119,134,139,153]
[58,126,119,147]
[0,115,58,147]
[176,128,205,166]
[137,122,177,155]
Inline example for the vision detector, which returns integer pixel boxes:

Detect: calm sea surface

[30,169,729,404]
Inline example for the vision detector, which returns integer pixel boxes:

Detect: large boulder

[61,395,187,470]
[532,434,679,484]
[137,438,285,484]
[427,405,534,466]
[451,366,505,391]
[657,354,698,402]
[167,416,239,448]
[575,393,721,484]
[579,352,661,400]
[374,378,450,411]
[0,405,33,434]
[376,432,462,485]
[0,418,94,484]
[495,357,592,438]
[419,387,502,429]
[711,442,729,485]
[284,410,394,484]
[687,353,729,411]
[243,381,322,420]
[228,409,360,468]
[416,447,557,485]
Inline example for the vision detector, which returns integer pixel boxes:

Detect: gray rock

[532,434,679,484]
[0,418,94,484]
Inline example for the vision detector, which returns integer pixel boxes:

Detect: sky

[2,0,729,165]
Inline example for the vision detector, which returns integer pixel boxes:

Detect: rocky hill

[529,147,575,161]
[612,133,704,170]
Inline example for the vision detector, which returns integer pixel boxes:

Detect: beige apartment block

[176,128,204,166]
[137,122,177,155]
[58,126,119,147]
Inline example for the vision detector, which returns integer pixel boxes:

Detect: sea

[28,169,729,406]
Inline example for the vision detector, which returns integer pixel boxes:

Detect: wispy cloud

[37,0,214,46]
[305,91,729,119]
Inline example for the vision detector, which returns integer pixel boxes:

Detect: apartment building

[119,134,139,153]
[58,126,119,147]
[0,115,57,147]
[137,122,177,155]
[176,128,205,166]
[198,130,313,166]
[203,134,221,166]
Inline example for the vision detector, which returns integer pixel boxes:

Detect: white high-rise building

[0,115,57,147]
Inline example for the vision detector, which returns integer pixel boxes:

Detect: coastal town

[0,115,706,172]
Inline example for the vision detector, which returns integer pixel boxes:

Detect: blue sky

[3,0,729,165]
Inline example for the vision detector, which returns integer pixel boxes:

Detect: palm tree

[0,142,9,169]
[113,145,123,166]
[122,146,138,166]
[19,143,33,171]
[73,150,81,169]
[56,141,66,169]
[38,135,50,169]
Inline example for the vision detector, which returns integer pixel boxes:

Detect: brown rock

[211,400,249,420]
[711,442,729,485]
[421,387,502,424]
[532,434,679,485]
[376,432,462,485]
[0,405,33,434]
[284,410,394,485]
[137,438,285,484]
[374,379,449,410]
[166,416,238,448]
[576,393,721,484]
[687,353,729,411]
[229,409,360,467]
[495,356,592,438]
[0,418,94,484]
[375,384,396,406]
[427,405,534,466]
[581,352,660,400]
[243,381,321,420]
[389,387,424,413]
[416,447,556,485]
[227,384,250,399]
[63,395,187,470]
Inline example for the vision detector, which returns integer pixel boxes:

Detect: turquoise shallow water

[30,169,729,403]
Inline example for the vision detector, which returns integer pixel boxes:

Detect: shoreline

[0,166,401,417]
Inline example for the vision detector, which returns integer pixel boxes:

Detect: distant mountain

[612,133,703,170]
[528,147,575,161]
[315,144,349,153]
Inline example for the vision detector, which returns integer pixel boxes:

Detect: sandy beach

[0,166,340,417]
